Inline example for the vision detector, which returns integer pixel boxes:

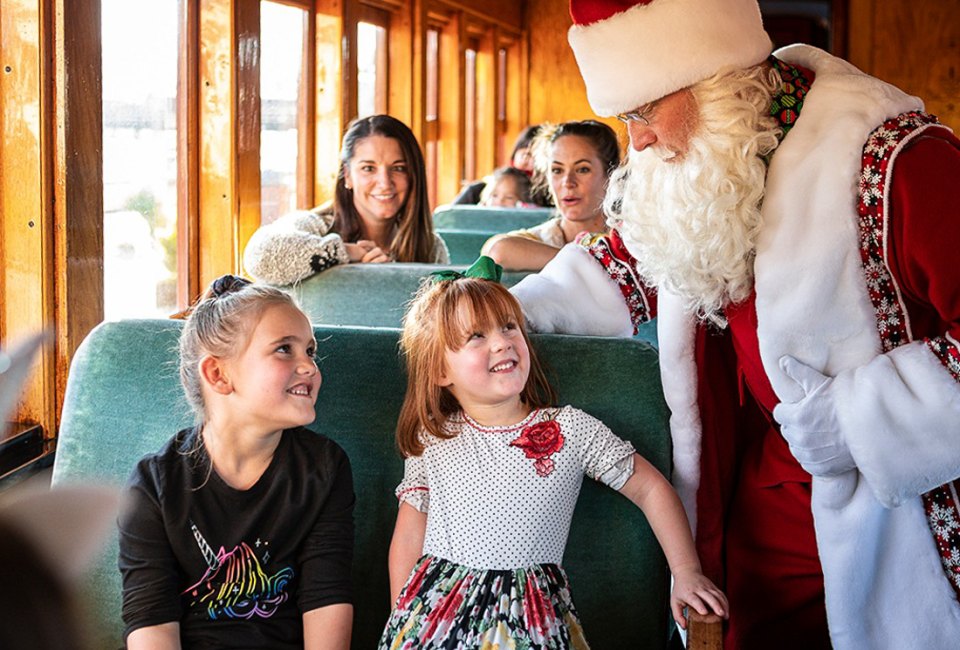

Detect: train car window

[101,0,179,320]
[464,45,478,184]
[424,27,440,208]
[357,21,388,118]
[260,1,308,225]
[497,47,507,123]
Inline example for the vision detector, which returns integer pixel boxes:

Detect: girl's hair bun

[208,274,252,299]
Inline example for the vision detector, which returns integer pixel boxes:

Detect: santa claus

[512,0,960,648]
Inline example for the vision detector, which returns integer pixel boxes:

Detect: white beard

[605,72,782,321]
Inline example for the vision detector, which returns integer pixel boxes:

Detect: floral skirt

[378,555,590,650]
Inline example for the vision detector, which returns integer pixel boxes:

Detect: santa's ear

[199,355,233,395]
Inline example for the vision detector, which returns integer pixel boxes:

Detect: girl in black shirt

[119,276,354,650]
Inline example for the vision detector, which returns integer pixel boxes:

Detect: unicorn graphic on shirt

[183,522,294,620]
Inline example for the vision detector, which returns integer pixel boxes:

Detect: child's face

[511,146,534,173]
[438,308,530,413]
[483,177,522,208]
[220,303,321,433]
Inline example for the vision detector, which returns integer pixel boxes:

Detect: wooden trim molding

[1,0,57,432]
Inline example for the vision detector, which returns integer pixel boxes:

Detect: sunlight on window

[101,0,178,321]
[425,29,439,122]
[497,48,507,122]
[357,22,387,118]
[464,48,477,184]
[260,1,306,225]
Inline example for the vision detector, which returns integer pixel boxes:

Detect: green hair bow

[428,256,503,284]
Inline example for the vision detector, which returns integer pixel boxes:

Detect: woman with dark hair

[481,120,621,271]
[244,114,449,285]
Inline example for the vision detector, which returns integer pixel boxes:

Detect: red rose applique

[509,418,564,477]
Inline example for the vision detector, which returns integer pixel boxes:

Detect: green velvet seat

[52,319,672,649]
[435,228,500,265]
[285,263,530,327]
[433,205,555,232]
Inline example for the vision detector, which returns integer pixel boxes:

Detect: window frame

[0,0,528,441]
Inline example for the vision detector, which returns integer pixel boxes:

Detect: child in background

[479,166,534,208]
[118,275,354,650]
[379,258,727,649]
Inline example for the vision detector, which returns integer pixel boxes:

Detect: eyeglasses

[616,102,656,126]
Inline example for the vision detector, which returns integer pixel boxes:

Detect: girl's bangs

[438,282,525,349]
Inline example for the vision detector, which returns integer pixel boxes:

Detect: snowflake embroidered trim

[856,110,960,601]
[576,232,651,334]
[856,111,940,352]
[926,336,960,384]
[924,483,960,594]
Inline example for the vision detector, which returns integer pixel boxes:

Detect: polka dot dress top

[395,406,636,570]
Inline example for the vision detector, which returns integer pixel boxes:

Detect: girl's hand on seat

[670,566,728,629]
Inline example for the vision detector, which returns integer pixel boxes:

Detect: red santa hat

[568,0,773,116]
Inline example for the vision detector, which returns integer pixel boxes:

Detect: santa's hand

[773,356,855,477]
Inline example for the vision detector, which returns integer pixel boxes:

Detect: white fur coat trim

[567,0,771,115]
[655,288,701,533]
[658,44,960,647]
[511,244,633,337]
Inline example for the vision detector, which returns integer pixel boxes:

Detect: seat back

[53,320,671,649]
[433,205,555,232]
[435,228,499,264]
[285,263,530,327]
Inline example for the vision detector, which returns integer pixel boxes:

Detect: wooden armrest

[687,610,723,649]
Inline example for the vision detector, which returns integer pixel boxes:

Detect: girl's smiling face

[438,305,531,416]
[219,303,321,433]
[483,176,523,207]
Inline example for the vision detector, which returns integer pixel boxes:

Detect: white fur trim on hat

[568,0,772,116]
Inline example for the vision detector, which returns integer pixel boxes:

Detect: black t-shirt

[119,426,354,649]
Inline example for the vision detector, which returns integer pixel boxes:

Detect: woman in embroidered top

[379,257,727,649]
[243,115,449,286]
[481,120,619,272]
[118,275,354,650]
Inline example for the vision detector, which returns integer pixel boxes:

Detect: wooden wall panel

[435,12,463,203]
[178,0,202,305]
[235,0,261,262]
[314,0,345,206]
[525,0,594,126]
[0,0,56,430]
[474,25,496,177]
[524,0,619,138]
[436,0,520,33]
[848,0,960,131]
[387,2,414,125]
[54,0,105,432]
[198,0,240,284]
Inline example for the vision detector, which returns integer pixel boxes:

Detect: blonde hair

[179,276,301,422]
[396,278,556,456]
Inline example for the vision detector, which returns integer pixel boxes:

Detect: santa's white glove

[773,355,856,477]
